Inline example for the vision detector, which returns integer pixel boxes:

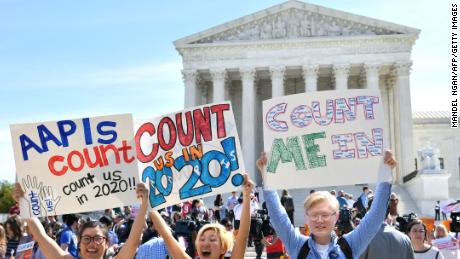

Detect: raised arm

[115,183,148,259]
[256,152,306,257]
[12,183,72,259]
[231,174,254,259]
[344,150,396,256]
[149,209,191,259]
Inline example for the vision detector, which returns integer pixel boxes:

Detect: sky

[0,0,451,183]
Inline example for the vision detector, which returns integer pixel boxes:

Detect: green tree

[0,181,15,213]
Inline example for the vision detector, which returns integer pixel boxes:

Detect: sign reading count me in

[10,114,139,218]
[263,89,387,190]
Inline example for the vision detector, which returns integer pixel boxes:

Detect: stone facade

[175,0,420,183]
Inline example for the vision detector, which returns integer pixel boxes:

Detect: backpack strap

[337,237,352,259]
[297,240,310,259]
[298,237,352,259]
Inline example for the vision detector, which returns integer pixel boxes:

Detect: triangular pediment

[174,1,419,46]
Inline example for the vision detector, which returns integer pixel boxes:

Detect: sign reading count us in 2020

[10,114,139,218]
[135,102,245,209]
[263,89,387,190]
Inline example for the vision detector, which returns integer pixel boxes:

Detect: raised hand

[256,152,268,184]
[136,182,148,202]
[39,186,61,216]
[242,174,254,197]
[377,150,397,183]
[383,150,396,169]
[21,175,44,216]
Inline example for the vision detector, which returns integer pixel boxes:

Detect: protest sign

[432,236,458,250]
[10,114,139,218]
[263,89,387,189]
[135,102,245,209]
[15,236,34,259]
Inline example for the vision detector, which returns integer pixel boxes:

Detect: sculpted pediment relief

[190,8,400,44]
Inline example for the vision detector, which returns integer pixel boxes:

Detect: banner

[262,89,387,189]
[135,102,245,209]
[10,114,139,218]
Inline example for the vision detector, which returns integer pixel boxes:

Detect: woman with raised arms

[149,174,254,259]
[13,182,149,259]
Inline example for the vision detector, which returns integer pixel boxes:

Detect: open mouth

[201,251,212,257]
[85,248,99,254]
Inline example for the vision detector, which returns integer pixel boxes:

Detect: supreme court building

[174,1,420,185]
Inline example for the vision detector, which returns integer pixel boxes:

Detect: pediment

[174,1,419,46]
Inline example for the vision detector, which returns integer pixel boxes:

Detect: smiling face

[196,229,226,259]
[305,201,339,238]
[78,226,108,259]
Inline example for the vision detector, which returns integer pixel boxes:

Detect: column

[393,61,415,183]
[364,63,381,90]
[333,64,350,91]
[182,69,198,108]
[210,68,227,102]
[386,75,397,178]
[240,67,257,178]
[270,66,286,97]
[302,64,319,92]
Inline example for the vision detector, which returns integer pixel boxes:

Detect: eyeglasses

[80,235,106,244]
[307,212,336,221]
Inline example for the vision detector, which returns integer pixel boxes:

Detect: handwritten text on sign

[10,114,139,217]
[262,89,386,189]
[136,102,245,209]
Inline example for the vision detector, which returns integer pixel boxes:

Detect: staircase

[244,246,266,259]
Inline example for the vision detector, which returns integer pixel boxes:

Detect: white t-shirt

[414,245,444,259]
[316,243,329,259]
[233,203,243,220]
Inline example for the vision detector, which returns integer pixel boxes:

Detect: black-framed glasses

[80,235,106,244]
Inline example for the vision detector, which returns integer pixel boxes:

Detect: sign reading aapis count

[263,89,387,190]
[135,102,245,209]
[10,114,139,218]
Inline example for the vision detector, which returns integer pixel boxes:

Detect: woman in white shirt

[406,220,444,259]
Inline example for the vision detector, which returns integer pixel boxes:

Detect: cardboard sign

[10,114,139,218]
[432,236,458,250]
[262,89,387,189]
[135,102,245,209]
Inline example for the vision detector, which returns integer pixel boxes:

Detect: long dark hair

[5,215,22,240]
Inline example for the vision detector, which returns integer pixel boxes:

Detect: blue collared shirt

[135,237,169,259]
[263,182,391,259]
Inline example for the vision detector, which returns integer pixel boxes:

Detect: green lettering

[302,132,327,169]
[267,136,306,173]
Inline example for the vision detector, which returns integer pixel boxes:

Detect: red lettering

[176,111,194,146]
[135,122,159,163]
[193,107,212,144]
[157,117,177,151]
[83,146,103,168]
[100,144,120,165]
[67,150,85,172]
[211,104,229,138]
[48,155,68,176]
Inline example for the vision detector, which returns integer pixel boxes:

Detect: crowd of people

[0,151,459,258]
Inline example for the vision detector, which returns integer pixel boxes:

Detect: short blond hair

[196,223,233,255]
[304,191,339,212]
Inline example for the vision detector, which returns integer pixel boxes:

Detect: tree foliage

[0,181,15,213]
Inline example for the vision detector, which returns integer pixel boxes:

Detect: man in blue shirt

[136,236,169,259]
[257,151,396,258]
[59,214,80,258]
